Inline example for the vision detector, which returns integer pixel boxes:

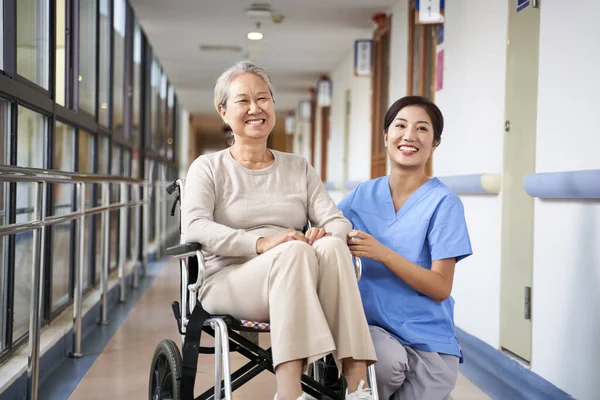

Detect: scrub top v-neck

[338,176,473,357]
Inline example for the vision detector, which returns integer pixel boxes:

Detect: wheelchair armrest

[166,242,202,257]
[353,255,363,281]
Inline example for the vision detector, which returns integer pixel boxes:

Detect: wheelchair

[149,178,378,400]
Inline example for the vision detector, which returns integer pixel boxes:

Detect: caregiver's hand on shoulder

[304,227,331,245]
[256,229,307,254]
[347,230,392,263]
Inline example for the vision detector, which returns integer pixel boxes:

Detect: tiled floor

[69,259,490,400]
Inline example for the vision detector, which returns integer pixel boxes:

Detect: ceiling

[128,0,396,115]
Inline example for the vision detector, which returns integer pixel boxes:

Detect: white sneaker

[273,394,315,400]
[345,380,373,400]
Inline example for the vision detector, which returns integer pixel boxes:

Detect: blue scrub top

[338,176,472,358]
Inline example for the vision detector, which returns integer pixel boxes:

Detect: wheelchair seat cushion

[240,319,270,331]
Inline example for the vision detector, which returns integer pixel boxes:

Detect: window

[79,130,94,290]
[79,0,98,115]
[112,0,126,136]
[149,58,159,149]
[99,0,111,125]
[159,72,167,156]
[55,0,66,106]
[132,21,142,171]
[0,0,4,70]
[167,85,175,160]
[109,144,121,270]
[95,136,109,283]
[51,122,75,312]
[17,0,50,88]
[14,107,46,342]
[0,99,11,351]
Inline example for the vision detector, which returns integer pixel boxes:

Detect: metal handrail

[0,164,166,400]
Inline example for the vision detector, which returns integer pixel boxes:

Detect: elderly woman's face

[220,73,276,142]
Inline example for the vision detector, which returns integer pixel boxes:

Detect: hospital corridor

[0,1,598,399]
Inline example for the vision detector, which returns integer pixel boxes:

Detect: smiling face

[385,105,437,171]
[219,72,276,142]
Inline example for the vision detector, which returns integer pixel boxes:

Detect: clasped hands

[347,230,391,263]
[256,227,331,254]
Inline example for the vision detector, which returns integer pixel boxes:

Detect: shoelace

[346,380,373,400]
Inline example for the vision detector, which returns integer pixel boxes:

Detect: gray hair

[213,60,275,112]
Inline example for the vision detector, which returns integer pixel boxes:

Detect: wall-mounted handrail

[0,164,170,400]
[523,169,600,199]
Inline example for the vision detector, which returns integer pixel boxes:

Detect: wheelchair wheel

[149,339,182,400]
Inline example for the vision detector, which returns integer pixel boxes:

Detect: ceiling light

[247,31,263,40]
[247,21,263,41]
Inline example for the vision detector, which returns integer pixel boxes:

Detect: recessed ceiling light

[247,31,263,40]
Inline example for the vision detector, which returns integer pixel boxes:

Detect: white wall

[177,108,190,178]
[530,2,600,398]
[327,40,373,186]
[388,0,409,103]
[430,0,508,350]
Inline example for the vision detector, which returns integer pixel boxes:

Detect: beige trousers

[198,236,377,369]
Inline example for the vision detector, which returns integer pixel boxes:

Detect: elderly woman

[181,60,376,400]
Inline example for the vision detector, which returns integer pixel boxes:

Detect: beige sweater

[181,148,352,278]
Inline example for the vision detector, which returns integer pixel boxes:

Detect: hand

[256,229,307,254]
[304,227,332,245]
[347,230,392,263]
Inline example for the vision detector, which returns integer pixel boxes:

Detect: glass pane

[0,99,9,163]
[79,0,98,115]
[0,182,6,351]
[98,0,110,126]
[52,123,75,312]
[17,106,46,169]
[109,145,121,270]
[132,22,142,146]
[150,58,158,149]
[55,0,66,106]
[51,221,71,311]
[17,0,50,88]
[159,72,167,156]
[112,0,126,136]
[0,99,8,350]
[13,186,33,341]
[79,130,95,290]
[167,86,175,160]
[0,0,4,70]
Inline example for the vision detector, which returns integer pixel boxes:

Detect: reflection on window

[0,0,4,70]
[112,0,126,136]
[79,130,95,290]
[150,58,159,149]
[159,73,167,156]
[55,0,66,106]
[0,100,9,350]
[14,107,46,341]
[167,86,175,160]
[52,122,74,312]
[17,0,50,88]
[132,21,142,145]
[0,182,6,351]
[17,106,46,169]
[99,0,111,126]
[79,0,98,115]
[109,145,121,270]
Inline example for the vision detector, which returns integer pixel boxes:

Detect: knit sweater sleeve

[181,157,261,256]
[305,161,352,240]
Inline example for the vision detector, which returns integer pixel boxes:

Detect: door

[370,15,391,179]
[320,106,330,181]
[499,1,541,363]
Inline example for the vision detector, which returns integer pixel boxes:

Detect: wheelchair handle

[166,180,179,195]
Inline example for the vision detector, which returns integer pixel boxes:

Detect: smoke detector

[246,3,273,19]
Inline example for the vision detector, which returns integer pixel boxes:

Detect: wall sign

[317,79,332,107]
[416,0,445,24]
[517,0,530,12]
[436,50,444,91]
[354,39,372,76]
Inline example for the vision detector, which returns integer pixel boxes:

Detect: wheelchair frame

[149,178,378,400]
